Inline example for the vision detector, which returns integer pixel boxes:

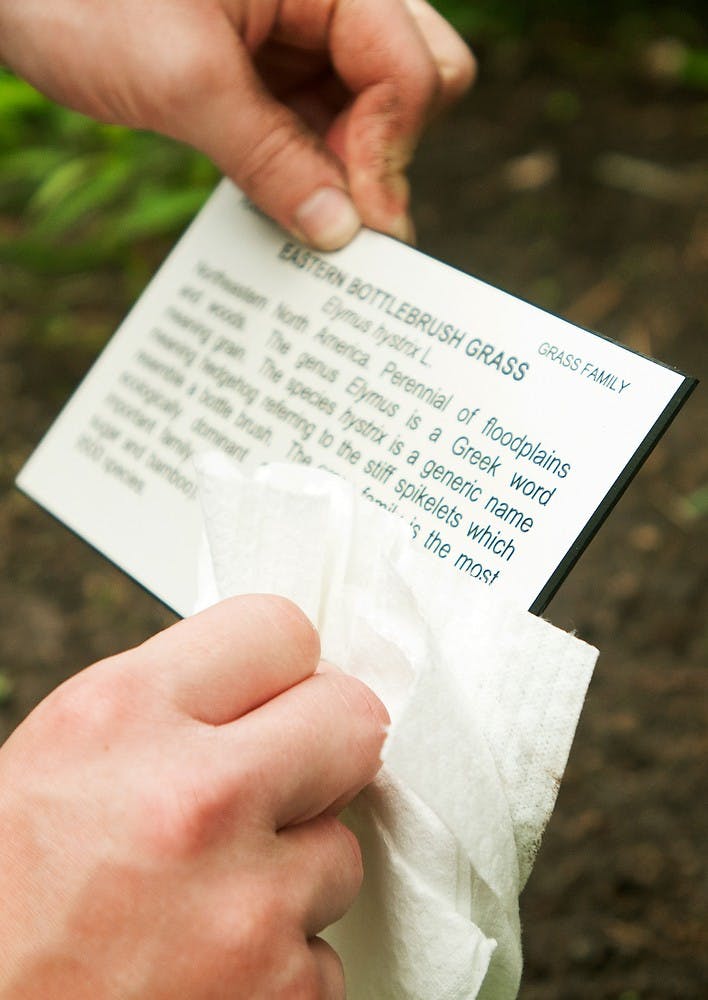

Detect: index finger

[328,0,441,238]
[404,0,477,113]
[126,594,320,726]
[226,667,389,829]
[266,0,472,240]
[275,0,441,239]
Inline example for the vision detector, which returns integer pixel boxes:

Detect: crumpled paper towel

[194,454,598,999]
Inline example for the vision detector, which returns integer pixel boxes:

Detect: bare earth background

[1,40,706,1000]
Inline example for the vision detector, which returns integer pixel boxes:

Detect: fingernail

[295,187,361,251]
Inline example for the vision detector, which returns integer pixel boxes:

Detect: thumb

[180,52,361,251]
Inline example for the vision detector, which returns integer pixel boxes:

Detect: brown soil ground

[1,58,706,998]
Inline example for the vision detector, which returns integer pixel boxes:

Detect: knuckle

[141,44,223,132]
[35,662,137,740]
[329,817,364,893]
[196,736,274,824]
[350,76,428,178]
[257,594,321,666]
[337,673,389,736]
[223,746,270,815]
[237,894,276,954]
[236,114,312,197]
[281,956,322,999]
[138,777,222,859]
[400,57,442,118]
[221,883,291,971]
[443,45,477,98]
[333,674,388,780]
[188,888,323,998]
[306,941,345,999]
[322,674,390,786]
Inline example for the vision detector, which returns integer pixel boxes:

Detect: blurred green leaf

[432,1,708,42]
[0,237,110,272]
[104,187,213,244]
[0,4,704,282]
[684,47,708,89]
[0,672,14,707]
[0,72,48,116]
[684,485,708,518]
[28,157,96,215]
[0,147,71,209]
[28,156,135,239]
[544,89,582,124]
[0,146,70,183]
[432,1,516,36]
[0,70,218,274]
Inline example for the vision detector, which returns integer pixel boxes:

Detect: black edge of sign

[17,373,699,626]
[529,374,699,617]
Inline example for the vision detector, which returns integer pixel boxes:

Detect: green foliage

[432,1,520,37]
[0,69,217,274]
[684,46,708,88]
[0,672,14,707]
[682,485,708,521]
[0,5,705,277]
[434,1,707,42]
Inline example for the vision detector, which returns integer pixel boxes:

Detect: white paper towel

[194,454,598,999]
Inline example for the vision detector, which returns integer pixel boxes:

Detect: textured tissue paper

[194,454,599,1000]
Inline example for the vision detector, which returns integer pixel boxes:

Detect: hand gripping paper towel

[194,454,598,1000]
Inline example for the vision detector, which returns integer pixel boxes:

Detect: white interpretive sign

[18,182,695,615]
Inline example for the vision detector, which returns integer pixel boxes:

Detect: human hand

[0,595,388,999]
[0,0,474,249]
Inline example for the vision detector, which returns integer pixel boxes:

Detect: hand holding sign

[0,0,474,248]
[0,596,388,997]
